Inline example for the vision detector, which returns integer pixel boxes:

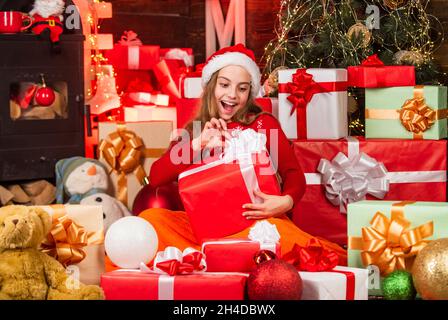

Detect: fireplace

[0,1,85,182]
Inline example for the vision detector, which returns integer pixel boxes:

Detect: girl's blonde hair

[185,70,269,133]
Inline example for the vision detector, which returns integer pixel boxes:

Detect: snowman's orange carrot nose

[87,165,97,176]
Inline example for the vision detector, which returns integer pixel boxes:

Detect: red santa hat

[201,43,261,97]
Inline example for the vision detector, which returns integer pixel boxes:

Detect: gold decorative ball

[412,238,448,300]
[383,0,408,10]
[264,66,288,96]
[347,23,371,48]
[393,50,424,66]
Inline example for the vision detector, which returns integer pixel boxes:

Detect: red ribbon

[360,54,385,67]
[155,251,205,276]
[282,238,339,272]
[283,238,355,300]
[278,69,347,138]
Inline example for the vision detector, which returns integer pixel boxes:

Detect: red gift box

[347,54,415,88]
[101,271,248,300]
[202,239,281,272]
[292,137,447,246]
[179,150,281,242]
[105,44,160,70]
[115,70,155,94]
[176,98,278,129]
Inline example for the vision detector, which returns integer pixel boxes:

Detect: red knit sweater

[149,113,306,205]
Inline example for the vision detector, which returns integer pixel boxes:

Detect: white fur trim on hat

[201,52,261,97]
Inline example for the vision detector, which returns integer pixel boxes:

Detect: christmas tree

[262,0,445,134]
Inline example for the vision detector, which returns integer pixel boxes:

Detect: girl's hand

[242,190,294,220]
[192,117,232,151]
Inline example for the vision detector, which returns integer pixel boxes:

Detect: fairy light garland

[262,0,444,135]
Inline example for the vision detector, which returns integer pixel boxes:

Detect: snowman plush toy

[55,156,131,230]
[29,0,65,53]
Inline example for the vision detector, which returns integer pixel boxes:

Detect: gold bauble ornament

[264,66,288,96]
[412,238,448,300]
[393,50,424,66]
[347,23,371,48]
[383,0,408,10]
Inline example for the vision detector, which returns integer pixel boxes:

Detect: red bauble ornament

[247,259,303,300]
[35,74,55,106]
[132,182,184,215]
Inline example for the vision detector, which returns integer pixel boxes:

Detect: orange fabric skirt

[105,208,347,271]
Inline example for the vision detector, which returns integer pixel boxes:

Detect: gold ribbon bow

[365,85,448,139]
[348,201,433,276]
[399,96,436,136]
[40,207,104,267]
[98,124,166,206]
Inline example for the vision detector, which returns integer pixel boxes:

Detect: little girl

[140,44,346,263]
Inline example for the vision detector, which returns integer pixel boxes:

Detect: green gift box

[365,86,448,139]
[347,200,448,296]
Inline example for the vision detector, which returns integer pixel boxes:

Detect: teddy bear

[55,156,110,204]
[29,0,65,53]
[80,192,132,232]
[0,205,104,300]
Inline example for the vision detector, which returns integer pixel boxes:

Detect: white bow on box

[317,148,389,213]
[221,128,268,163]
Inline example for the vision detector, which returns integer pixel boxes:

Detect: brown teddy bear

[0,205,104,300]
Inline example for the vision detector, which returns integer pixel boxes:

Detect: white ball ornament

[105,216,159,269]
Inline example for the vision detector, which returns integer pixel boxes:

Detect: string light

[261,0,444,135]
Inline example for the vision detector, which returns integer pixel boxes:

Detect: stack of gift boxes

[280,54,448,297]
[90,42,448,299]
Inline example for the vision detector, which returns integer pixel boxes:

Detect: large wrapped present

[365,85,448,139]
[202,221,281,272]
[115,70,155,94]
[101,271,248,300]
[38,204,105,285]
[104,31,159,70]
[98,121,173,209]
[278,68,348,139]
[178,129,281,242]
[292,137,447,246]
[299,266,368,300]
[347,54,416,88]
[176,97,279,129]
[101,246,248,300]
[347,200,448,295]
[124,106,176,129]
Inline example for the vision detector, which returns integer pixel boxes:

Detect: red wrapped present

[178,129,281,242]
[101,270,248,300]
[292,137,447,246]
[153,59,181,101]
[176,98,278,129]
[105,31,160,70]
[202,237,281,272]
[115,70,155,94]
[347,54,415,88]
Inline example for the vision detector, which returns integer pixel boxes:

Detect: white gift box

[124,106,177,129]
[278,68,348,139]
[128,92,170,106]
[181,77,202,98]
[299,266,368,300]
